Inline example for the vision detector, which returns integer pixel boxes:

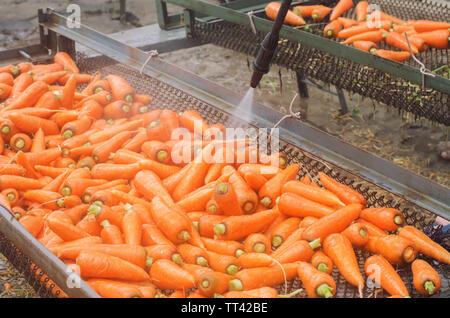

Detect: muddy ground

[0,0,448,298]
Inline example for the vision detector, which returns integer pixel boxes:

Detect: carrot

[297,261,336,298]
[144,245,177,264]
[365,255,409,297]
[18,214,44,237]
[88,119,143,145]
[123,128,149,152]
[265,2,305,25]
[8,113,59,135]
[311,6,332,22]
[323,233,364,296]
[344,29,387,45]
[386,31,419,54]
[197,271,233,297]
[242,171,267,191]
[46,212,90,241]
[92,79,110,94]
[0,164,26,176]
[149,259,195,290]
[54,52,79,73]
[367,10,405,25]
[410,29,449,50]
[76,213,102,236]
[324,20,344,38]
[318,172,366,206]
[342,222,369,247]
[60,178,106,197]
[224,165,258,214]
[410,20,450,33]
[270,217,301,248]
[201,237,244,258]
[0,118,18,142]
[282,180,345,207]
[87,279,143,298]
[330,0,353,21]
[213,209,278,241]
[197,214,227,238]
[151,196,191,244]
[64,204,88,224]
[77,250,149,281]
[299,216,318,228]
[33,70,67,85]
[355,1,369,22]
[133,170,174,207]
[228,262,298,291]
[9,133,31,152]
[23,189,62,210]
[311,250,333,274]
[411,259,441,296]
[75,90,112,108]
[0,83,12,99]
[80,73,101,95]
[121,209,142,246]
[90,163,140,181]
[365,234,417,265]
[353,40,378,52]
[92,130,132,163]
[237,253,274,269]
[177,244,209,267]
[259,164,300,208]
[0,73,14,86]
[360,207,404,232]
[244,233,272,254]
[179,109,209,136]
[141,140,170,163]
[373,49,411,62]
[3,80,48,111]
[238,163,281,180]
[211,182,242,216]
[105,74,134,103]
[1,188,19,206]
[0,175,44,191]
[292,5,322,17]
[272,238,321,264]
[398,225,450,264]
[61,116,93,139]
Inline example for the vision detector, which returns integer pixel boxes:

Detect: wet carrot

[410,20,450,33]
[311,250,333,274]
[353,40,378,52]
[324,19,344,38]
[297,261,336,298]
[409,29,449,50]
[105,74,134,103]
[202,237,244,258]
[311,6,332,22]
[3,80,48,111]
[364,234,417,265]
[278,192,335,219]
[411,259,441,295]
[244,233,272,254]
[76,250,149,281]
[150,259,195,290]
[323,233,364,296]
[19,214,44,238]
[265,2,305,25]
[365,255,409,297]
[373,49,411,62]
[360,207,405,232]
[177,243,209,267]
[8,113,59,135]
[0,175,44,191]
[355,0,369,22]
[318,172,367,206]
[87,279,143,298]
[259,164,300,208]
[398,226,450,264]
[386,31,419,54]
[122,209,142,245]
[54,52,79,74]
[0,83,12,99]
[342,222,369,247]
[270,217,302,248]
[197,271,233,297]
[272,238,321,264]
[61,116,94,139]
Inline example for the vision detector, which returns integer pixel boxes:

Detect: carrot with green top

[270,217,302,248]
[411,259,441,295]
[224,165,258,214]
[373,49,411,62]
[61,116,93,139]
[197,271,233,297]
[272,238,321,264]
[206,250,240,276]
[259,164,300,208]
[9,133,31,152]
[105,74,134,103]
[75,90,112,108]
[365,255,409,297]
[197,214,227,238]
[201,237,245,258]
[177,186,214,213]
[213,209,278,241]
[353,40,378,52]
[311,250,333,274]
[177,244,209,267]
[297,261,336,298]
[244,233,271,254]
[355,1,369,22]
[311,6,331,22]
[323,233,364,297]
[141,140,170,164]
[1,188,19,206]
[344,29,388,45]
[92,130,132,163]
[77,250,149,281]
[23,189,62,210]
[80,73,101,95]
[324,20,343,38]
[342,222,369,247]
[46,212,90,242]
[360,207,404,232]
[398,226,450,264]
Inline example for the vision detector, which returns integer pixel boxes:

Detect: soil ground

[0,0,448,298]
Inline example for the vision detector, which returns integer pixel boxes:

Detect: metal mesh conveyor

[0,53,448,298]
[186,0,450,125]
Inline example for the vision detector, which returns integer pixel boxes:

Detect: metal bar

[39,9,450,218]
[165,0,450,96]
[0,206,100,298]
[337,88,349,114]
[296,72,309,98]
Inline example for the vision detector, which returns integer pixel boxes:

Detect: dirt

[0,0,448,298]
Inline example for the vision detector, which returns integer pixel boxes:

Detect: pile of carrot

[0,51,449,298]
[266,1,449,62]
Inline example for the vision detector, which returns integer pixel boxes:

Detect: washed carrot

[244,233,272,254]
[344,29,387,45]
[0,73,14,86]
[282,180,345,207]
[88,119,143,145]
[177,186,214,213]
[297,261,336,298]
[238,163,281,180]
[76,250,149,281]
[299,216,318,228]
[211,182,242,216]
[398,226,450,264]
[323,233,364,296]
[197,214,226,238]
[311,250,333,274]
[224,165,258,214]
[353,40,378,52]
[61,116,93,139]
[409,20,450,33]
[330,0,353,21]
[0,118,18,142]
[265,2,305,25]
[75,90,112,108]
[373,49,411,62]
[278,192,335,220]
[259,164,300,208]
[60,178,106,197]
[8,113,59,135]
[386,31,419,54]
[177,244,209,267]
[0,175,44,191]
[105,74,134,103]
[141,140,170,163]
[3,80,48,111]
[228,262,298,291]
[365,234,417,265]
[0,83,11,99]
[197,271,233,297]
[342,222,369,247]
[272,238,321,264]
[46,212,90,241]
[355,1,369,22]
[365,255,409,297]
[150,259,195,290]
[367,10,405,25]
[214,209,278,241]
[90,163,140,181]
[87,279,142,298]
[411,259,441,295]
[318,172,366,206]
[9,133,31,152]
[122,128,148,152]
[54,52,79,74]
[1,188,19,206]
[19,214,44,238]
[80,73,102,95]
[92,130,132,163]
[205,250,239,275]
[410,29,449,49]
[270,217,301,248]
[324,19,344,38]
[76,213,102,236]
[311,6,332,22]
[360,207,404,232]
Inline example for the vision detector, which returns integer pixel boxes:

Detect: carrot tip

[61,186,72,197]
[171,253,183,264]
[235,249,245,258]
[260,196,272,208]
[229,279,243,291]
[87,204,101,216]
[424,281,435,295]
[177,230,191,242]
[62,130,74,139]
[317,263,329,273]
[253,242,267,253]
[272,236,283,248]
[196,256,209,267]
[316,283,334,298]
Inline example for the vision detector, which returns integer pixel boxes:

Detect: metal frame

[164,0,450,96]
[36,9,449,218]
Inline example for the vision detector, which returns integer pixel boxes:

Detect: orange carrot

[46,212,90,241]
[19,214,44,238]
[364,234,417,265]
[409,29,449,49]
[344,29,388,45]
[8,113,59,135]
[311,250,333,274]
[409,20,450,33]
[0,175,44,191]
[105,74,134,103]
[76,250,149,281]
[244,233,272,254]
[323,233,364,296]
[61,116,93,139]
[271,238,321,264]
[297,261,336,298]
[54,52,79,73]
[411,259,441,296]
[197,271,233,297]
[318,172,367,206]
[121,209,142,245]
[270,217,302,248]
[365,255,409,297]
[324,19,344,38]
[0,83,12,99]
[265,2,305,25]
[353,40,378,52]
[3,80,48,111]
[355,1,369,22]
[177,244,209,267]
[149,259,195,290]
[87,279,143,298]
[373,49,411,62]
[259,164,300,208]
[282,180,345,207]
[360,207,404,232]
[10,133,32,152]
[202,237,245,258]
[330,0,353,21]
[342,222,369,247]
[385,31,419,54]
[311,6,332,22]
[398,226,450,264]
